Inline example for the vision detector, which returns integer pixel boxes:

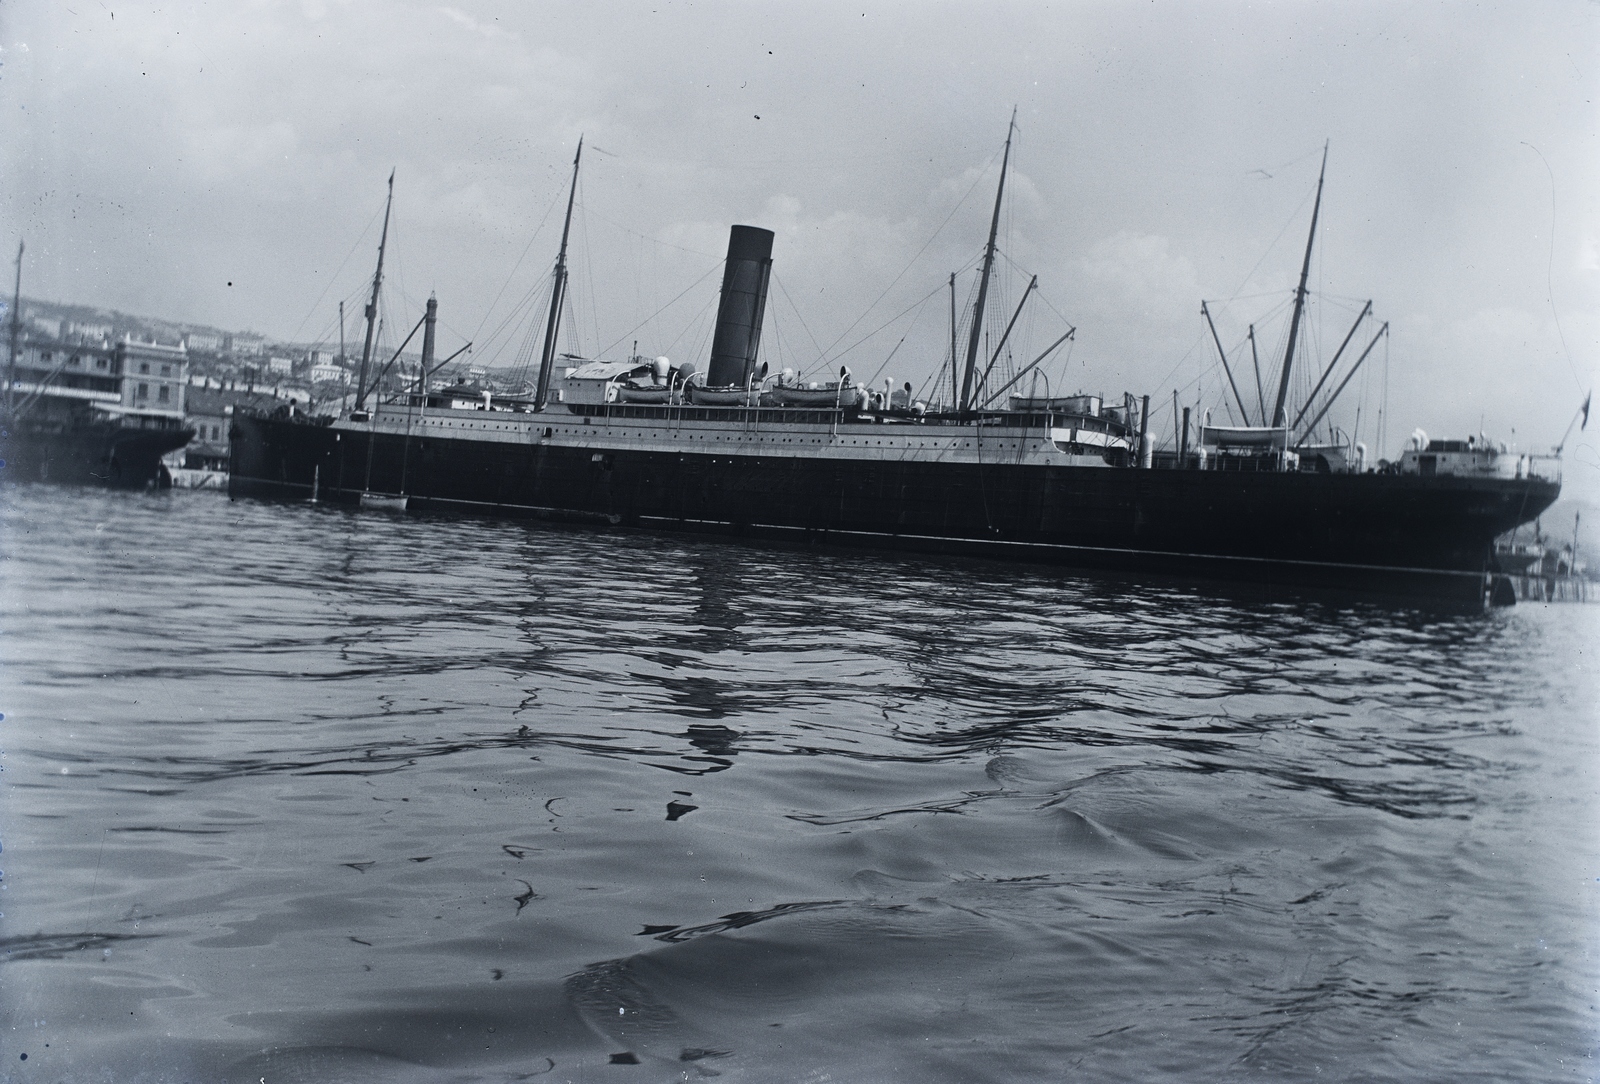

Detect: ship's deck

[338,402,1135,468]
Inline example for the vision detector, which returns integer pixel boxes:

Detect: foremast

[354,170,396,411]
[535,138,583,410]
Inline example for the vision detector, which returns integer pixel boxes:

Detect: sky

[3,0,1597,493]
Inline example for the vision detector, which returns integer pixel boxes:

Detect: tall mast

[948,272,957,408]
[959,109,1016,413]
[354,169,395,411]
[7,240,21,416]
[535,138,583,410]
[1270,142,1327,427]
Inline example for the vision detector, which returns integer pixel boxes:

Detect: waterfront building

[227,332,266,357]
[310,359,350,383]
[114,337,188,424]
[183,386,283,471]
[62,320,115,343]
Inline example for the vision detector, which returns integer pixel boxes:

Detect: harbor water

[1,485,1595,1083]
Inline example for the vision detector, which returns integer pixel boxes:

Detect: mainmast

[354,169,396,411]
[1270,142,1327,428]
[7,240,21,416]
[535,138,583,410]
[959,109,1016,413]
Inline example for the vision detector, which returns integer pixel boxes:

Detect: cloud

[1077,232,1202,321]
[438,6,514,41]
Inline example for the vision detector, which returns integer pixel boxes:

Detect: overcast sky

[4,0,1597,490]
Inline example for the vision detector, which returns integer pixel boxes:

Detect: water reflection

[23,515,1525,824]
[3,488,1593,1084]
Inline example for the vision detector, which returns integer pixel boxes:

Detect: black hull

[229,413,1560,607]
[1,420,194,489]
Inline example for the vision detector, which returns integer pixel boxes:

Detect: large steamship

[230,132,1562,606]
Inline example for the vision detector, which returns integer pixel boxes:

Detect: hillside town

[5,294,505,483]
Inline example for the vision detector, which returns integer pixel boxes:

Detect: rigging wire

[387,207,412,345]
[993,252,1078,396]
[475,268,555,368]
[863,285,940,388]
[658,293,719,359]
[1000,253,1073,327]
[388,278,474,352]
[287,200,385,344]
[765,300,784,374]
[595,259,724,360]
[822,279,946,375]
[298,279,374,356]
[469,185,566,349]
[867,332,912,391]
[1380,331,1390,459]
[772,274,829,373]
[563,275,582,359]
[576,176,603,358]
[1521,141,1586,393]
[578,205,722,259]
[1150,334,1207,411]
[503,276,556,387]
[1186,160,1335,428]
[811,147,1002,365]
[1356,329,1373,449]
[1204,181,1318,325]
[685,296,717,372]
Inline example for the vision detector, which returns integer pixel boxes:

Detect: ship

[2,243,195,488]
[229,129,1562,607]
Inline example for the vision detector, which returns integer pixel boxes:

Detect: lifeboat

[618,382,672,404]
[686,383,757,407]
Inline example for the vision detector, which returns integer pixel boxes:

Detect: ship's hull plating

[229,412,1560,605]
[1,421,193,488]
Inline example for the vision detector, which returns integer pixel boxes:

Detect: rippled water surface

[1,486,1596,1083]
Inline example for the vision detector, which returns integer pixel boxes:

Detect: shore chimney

[420,294,437,389]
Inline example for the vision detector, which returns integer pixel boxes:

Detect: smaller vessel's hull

[360,492,409,511]
[1,420,193,488]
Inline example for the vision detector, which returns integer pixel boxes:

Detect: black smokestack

[706,225,774,387]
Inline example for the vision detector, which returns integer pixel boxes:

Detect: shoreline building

[4,333,193,486]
